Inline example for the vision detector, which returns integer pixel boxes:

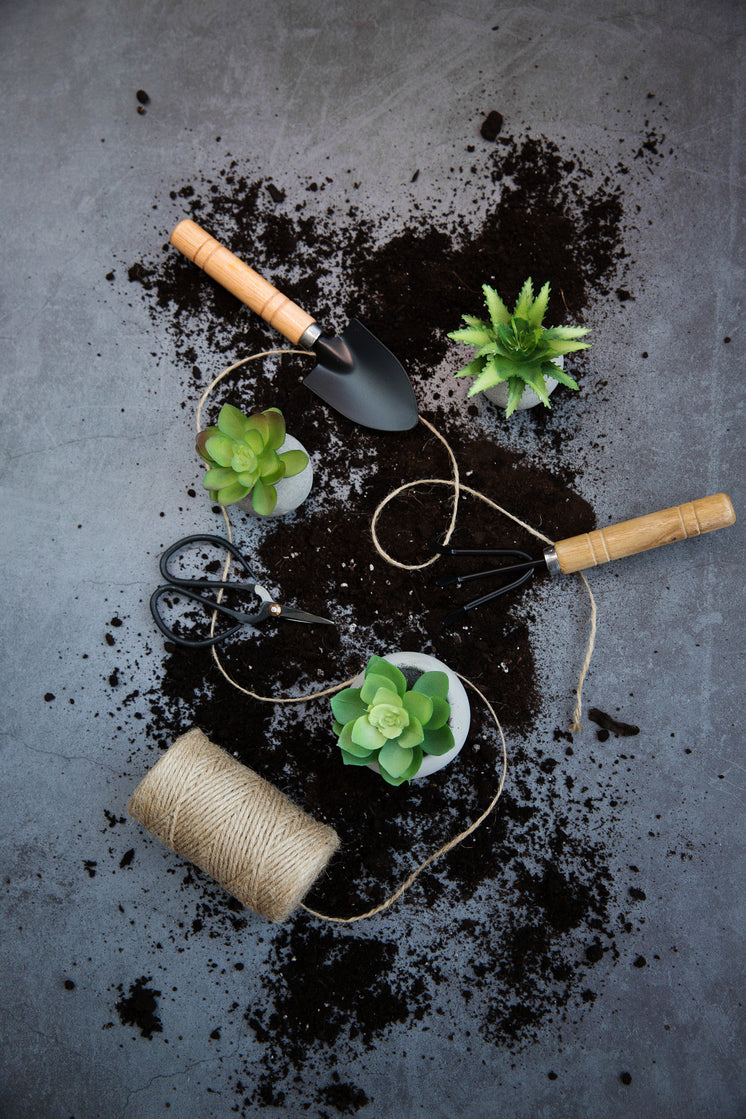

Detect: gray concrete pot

[236,434,313,518]
[353,651,471,779]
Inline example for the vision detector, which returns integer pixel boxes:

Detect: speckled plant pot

[236,434,313,519]
[482,356,563,411]
[353,651,471,779]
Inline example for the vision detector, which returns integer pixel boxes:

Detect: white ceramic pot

[353,651,471,779]
[236,434,313,518]
[482,356,563,411]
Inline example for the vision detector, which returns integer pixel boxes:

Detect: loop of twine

[188,349,597,921]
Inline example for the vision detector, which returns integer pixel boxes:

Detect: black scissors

[150,534,334,648]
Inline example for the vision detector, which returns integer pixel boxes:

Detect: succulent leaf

[279,449,310,478]
[251,479,277,516]
[256,448,285,486]
[360,673,397,705]
[340,748,376,767]
[217,403,250,440]
[421,723,456,756]
[351,716,386,752]
[216,481,250,505]
[378,740,415,779]
[263,408,286,451]
[330,687,367,725]
[205,433,236,467]
[402,690,433,726]
[244,413,270,442]
[412,671,449,701]
[396,717,424,750]
[203,466,236,490]
[196,427,220,462]
[365,656,407,697]
[427,695,451,729]
[482,284,511,328]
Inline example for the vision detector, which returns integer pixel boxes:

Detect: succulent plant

[330,655,454,786]
[196,404,309,515]
[448,278,591,416]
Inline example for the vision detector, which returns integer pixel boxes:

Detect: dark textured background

[1,1,744,1116]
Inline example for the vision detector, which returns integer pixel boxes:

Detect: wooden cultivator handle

[170,218,317,346]
[550,494,735,575]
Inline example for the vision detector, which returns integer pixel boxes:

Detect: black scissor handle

[159,533,258,589]
[149,583,275,648]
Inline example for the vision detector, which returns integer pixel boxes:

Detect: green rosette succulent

[448,278,591,417]
[330,655,454,786]
[196,404,309,516]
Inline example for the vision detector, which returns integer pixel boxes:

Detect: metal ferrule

[298,322,322,351]
[543,547,562,576]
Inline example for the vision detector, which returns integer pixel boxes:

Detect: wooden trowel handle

[170,218,317,346]
[551,493,735,575]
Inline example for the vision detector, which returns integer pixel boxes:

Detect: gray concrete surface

[1,1,744,1117]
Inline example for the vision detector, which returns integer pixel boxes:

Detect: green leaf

[365,656,406,697]
[196,427,220,462]
[256,448,284,485]
[251,479,277,516]
[262,408,286,450]
[426,695,450,729]
[413,670,450,701]
[217,403,250,439]
[243,428,265,455]
[378,740,415,779]
[332,720,344,736]
[360,673,398,705]
[236,468,259,489]
[204,433,235,467]
[482,284,511,328]
[203,466,236,490]
[338,720,375,757]
[421,724,456,756]
[351,716,386,751]
[545,338,591,356]
[521,365,552,407]
[244,412,270,444]
[546,363,579,391]
[512,277,535,320]
[526,280,550,328]
[402,690,433,726]
[448,324,493,347]
[278,449,309,478]
[378,744,422,785]
[453,356,487,380]
[543,325,591,340]
[216,481,250,505]
[504,377,526,417]
[397,716,424,750]
[339,748,375,767]
[330,687,367,725]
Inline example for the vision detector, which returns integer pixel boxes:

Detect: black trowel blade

[303,319,419,432]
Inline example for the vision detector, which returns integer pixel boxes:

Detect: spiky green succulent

[448,278,591,416]
[196,404,309,516]
[330,655,454,786]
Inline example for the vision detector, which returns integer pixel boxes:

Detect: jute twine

[127,727,340,922]
[132,349,597,923]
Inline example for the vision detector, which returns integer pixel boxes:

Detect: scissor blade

[278,606,335,625]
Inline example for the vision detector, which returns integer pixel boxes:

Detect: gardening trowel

[170,219,419,432]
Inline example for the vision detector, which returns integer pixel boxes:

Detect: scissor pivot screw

[269,603,282,617]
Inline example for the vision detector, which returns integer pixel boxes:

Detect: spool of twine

[127,728,340,922]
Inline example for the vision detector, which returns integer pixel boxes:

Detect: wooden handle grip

[170,218,316,345]
[553,493,736,575]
